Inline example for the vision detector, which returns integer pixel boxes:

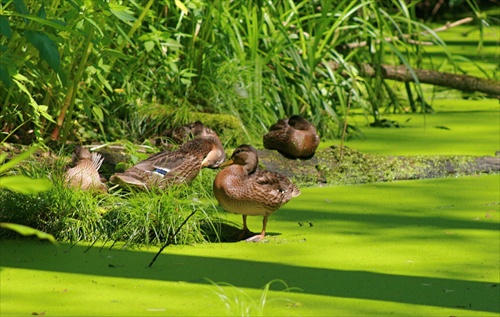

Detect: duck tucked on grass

[263,115,320,159]
[110,122,226,190]
[65,146,107,193]
[213,144,300,242]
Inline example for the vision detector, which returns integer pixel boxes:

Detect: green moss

[190,112,247,146]
[260,144,493,188]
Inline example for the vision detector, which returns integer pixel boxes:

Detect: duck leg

[245,216,268,242]
[237,215,251,240]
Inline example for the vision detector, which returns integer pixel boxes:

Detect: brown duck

[213,144,300,242]
[65,146,107,193]
[110,122,226,190]
[155,121,203,148]
[263,115,320,159]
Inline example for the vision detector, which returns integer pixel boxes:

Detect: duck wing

[244,170,300,207]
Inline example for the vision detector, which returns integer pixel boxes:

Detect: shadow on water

[0,240,498,313]
[277,205,500,232]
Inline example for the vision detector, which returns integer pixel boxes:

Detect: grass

[1,174,498,316]
[0,155,222,246]
[4,2,497,144]
[2,98,498,243]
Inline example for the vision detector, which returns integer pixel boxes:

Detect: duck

[155,122,200,148]
[213,144,300,242]
[65,146,107,193]
[110,122,226,190]
[263,115,320,159]
[162,122,199,144]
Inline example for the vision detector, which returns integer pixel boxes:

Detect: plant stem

[149,209,197,267]
[339,94,351,161]
[60,24,94,143]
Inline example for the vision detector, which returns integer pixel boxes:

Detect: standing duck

[263,115,320,159]
[213,144,300,242]
[110,122,226,190]
[65,146,107,193]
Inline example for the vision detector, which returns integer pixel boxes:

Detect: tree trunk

[327,62,500,97]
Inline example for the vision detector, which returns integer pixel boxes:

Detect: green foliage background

[1,0,495,145]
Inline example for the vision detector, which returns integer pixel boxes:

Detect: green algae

[1,175,498,316]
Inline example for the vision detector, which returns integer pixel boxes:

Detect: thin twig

[148,210,197,267]
[430,17,473,33]
[344,17,474,49]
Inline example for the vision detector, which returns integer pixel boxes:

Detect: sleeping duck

[263,115,320,159]
[111,122,226,190]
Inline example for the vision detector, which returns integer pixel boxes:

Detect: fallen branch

[327,62,500,97]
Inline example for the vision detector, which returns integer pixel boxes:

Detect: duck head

[198,123,226,169]
[72,146,92,164]
[219,144,258,174]
[288,115,313,131]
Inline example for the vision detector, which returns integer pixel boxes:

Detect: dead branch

[343,17,474,49]
[327,62,500,96]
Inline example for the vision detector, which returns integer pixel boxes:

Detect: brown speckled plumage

[213,144,300,242]
[263,115,320,159]
[111,122,225,190]
[65,146,107,193]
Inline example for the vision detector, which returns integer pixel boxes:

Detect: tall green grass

[1,0,494,146]
[0,152,221,247]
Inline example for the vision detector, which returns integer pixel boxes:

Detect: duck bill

[218,159,234,168]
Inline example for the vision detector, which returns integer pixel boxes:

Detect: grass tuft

[0,153,222,247]
[207,279,301,316]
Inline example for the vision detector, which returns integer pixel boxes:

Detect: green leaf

[24,30,61,72]
[0,175,52,194]
[109,3,136,23]
[180,70,198,78]
[101,48,130,60]
[0,223,58,245]
[144,41,155,52]
[36,3,46,19]
[92,105,104,121]
[0,16,12,38]
[0,64,12,88]
[37,105,56,123]
[164,38,183,48]
[175,0,189,15]
[13,0,30,15]
[12,14,73,33]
